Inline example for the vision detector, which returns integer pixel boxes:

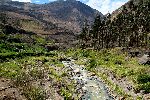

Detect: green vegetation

[79,0,150,49]
[0,24,53,62]
[65,48,150,99]
[0,2,150,99]
[0,52,77,99]
[23,86,46,100]
[0,15,76,99]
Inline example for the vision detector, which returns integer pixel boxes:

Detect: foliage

[79,0,150,49]
[65,48,150,99]
[60,87,72,99]
[88,58,97,69]
[23,86,46,100]
[137,74,150,84]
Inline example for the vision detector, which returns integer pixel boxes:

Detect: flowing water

[62,59,114,100]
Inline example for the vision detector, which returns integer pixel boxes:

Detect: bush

[81,50,90,57]
[114,60,123,65]
[23,86,46,100]
[14,71,30,86]
[60,87,72,99]
[137,82,150,93]
[88,59,97,69]
[137,74,150,84]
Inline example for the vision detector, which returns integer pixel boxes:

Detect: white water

[62,59,114,100]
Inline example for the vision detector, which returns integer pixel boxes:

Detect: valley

[0,0,150,100]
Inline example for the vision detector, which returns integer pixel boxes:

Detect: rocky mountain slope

[0,0,102,34]
[0,0,103,47]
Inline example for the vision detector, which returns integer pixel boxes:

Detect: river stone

[89,72,96,76]
[138,54,150,65]
[74,68,80,74]
[82,86,87,90]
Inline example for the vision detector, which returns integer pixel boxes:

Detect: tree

[79,19,90,48]
[91,15,102,49]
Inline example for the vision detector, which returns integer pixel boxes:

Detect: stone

[138,54,150,65]
[74,68,80,74]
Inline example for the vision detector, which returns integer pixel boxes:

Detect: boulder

[74,68,80,74]
[138,54,150,65]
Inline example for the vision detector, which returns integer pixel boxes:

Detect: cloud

[49,0,56,2]
[12,0,31,2]
[86,0,127,15]
[11,0,128,14]
[35,0,40,3]
[110,1,126,13]
[86,0,110,14]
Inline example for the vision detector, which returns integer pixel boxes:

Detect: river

[62,59,114,100]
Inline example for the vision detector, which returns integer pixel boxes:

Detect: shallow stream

[62,59,114,100]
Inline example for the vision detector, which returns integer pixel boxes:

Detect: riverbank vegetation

[65,48,150,99]
[0,0,150,99]
[0,19,77,99]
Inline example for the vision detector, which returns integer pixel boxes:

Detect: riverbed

[62,59,114,100]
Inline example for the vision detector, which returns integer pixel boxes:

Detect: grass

[23,86,46,100]
[0,16,78,99]
[64,48,150,99]
[0,19,149,99]
[0,31,55,62]
[0,51,78,99]
[48,63,77,99]
[60,87,72,99]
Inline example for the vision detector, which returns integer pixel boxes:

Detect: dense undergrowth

[65,48,150,99]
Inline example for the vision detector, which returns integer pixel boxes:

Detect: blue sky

[12,0,129,14]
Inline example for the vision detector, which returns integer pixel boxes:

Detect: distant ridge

[0,0,103,33]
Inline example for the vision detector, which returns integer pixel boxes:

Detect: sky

[12,0,129,14]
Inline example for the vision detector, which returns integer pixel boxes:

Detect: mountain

[0,0,102,34]
[34,0,102,33]
[0,0,103,47]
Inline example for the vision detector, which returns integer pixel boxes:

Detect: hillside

[80,0,150,49]
[0,0,150,100]
[110,0,150,47]
[0,0,102,47]
[0,0,102,34]
[111,0,149,20]
[33,0,102,33]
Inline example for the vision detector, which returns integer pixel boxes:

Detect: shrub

[30,68,45,79]
[23,86,46,100]
[137,74,150,84]
[60,87,72,99]
[114,60,123,65]
[137,82,150,93]
[88,59,97,69]
[14,71,30,86]
[81,50,90,57]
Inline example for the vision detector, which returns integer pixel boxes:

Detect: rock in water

[138,54,150,65]
[74,68,80,74]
